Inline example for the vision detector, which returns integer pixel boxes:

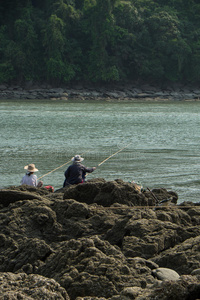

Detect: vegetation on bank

[0,0,200,85]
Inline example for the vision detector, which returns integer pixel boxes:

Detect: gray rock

[183,93,195,99]
[49,88,64,93]
[136,93,150,98]
[152,267,180,281]
[0,84,8,90]
[192,89,200,94]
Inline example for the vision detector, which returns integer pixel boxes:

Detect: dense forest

[0,0,200,86]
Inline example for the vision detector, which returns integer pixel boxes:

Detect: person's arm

[83,166,96,173]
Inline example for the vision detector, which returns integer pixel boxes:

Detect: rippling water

[1,99,200,203]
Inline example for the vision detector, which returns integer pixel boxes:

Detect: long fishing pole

[96,142,132,168]
[85,142,131,179]
[38,150,90,180]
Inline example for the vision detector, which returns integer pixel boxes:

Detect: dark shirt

[63,163,95,187]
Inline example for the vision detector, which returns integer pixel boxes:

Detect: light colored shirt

[21,173,38,187]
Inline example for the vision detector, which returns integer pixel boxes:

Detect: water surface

[1,99,200,203]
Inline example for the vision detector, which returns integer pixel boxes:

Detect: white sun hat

[24,163,38,172]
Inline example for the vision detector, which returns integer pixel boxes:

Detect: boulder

[152,267,180,281]
[63,179,151,207]
[0,189,45,207]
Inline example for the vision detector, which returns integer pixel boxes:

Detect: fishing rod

[147,187,160,205]
[38,150,90,180]
[87,142,132,172]
[96,142,132,168]
[84,142,132,179]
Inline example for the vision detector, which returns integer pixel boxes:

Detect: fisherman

[63,155,96,187]
[21,163,43,187]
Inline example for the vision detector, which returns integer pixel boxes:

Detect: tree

[42,0,82,83]
[14,7,41,81]
[1,0,200,84]
[82,0,120,81]
[0,4,40,83]
[0,26,16,83]
[135,10,191,81]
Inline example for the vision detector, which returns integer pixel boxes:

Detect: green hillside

[0,0,200,85]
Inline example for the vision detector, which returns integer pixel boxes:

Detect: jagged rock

[75,275,200,300]
[0,236,53,273]
[0,180,199,299]
[121,286,143,299]
[151,236,200,274]
[63,179,152,207]
[0,272,70,299]
[134,275,200,300]
[37,236,149,299]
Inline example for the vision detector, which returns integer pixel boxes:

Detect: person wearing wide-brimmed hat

[21,163,43,187]
[63,155,96,187]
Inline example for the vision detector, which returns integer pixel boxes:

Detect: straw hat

[24,163,38,172]
[71,155,84,162]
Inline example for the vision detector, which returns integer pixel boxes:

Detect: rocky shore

[0,178,200,299]
[1,83,200,101]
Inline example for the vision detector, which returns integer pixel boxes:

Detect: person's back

[21,173,37,186]
[64,163,85,185]
[63,155,96,187]
[21,163,43,187]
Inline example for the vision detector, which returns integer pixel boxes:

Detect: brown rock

[0,180,199,299]
[0,272,70,299]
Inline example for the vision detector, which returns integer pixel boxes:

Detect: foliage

[0,0,200,84]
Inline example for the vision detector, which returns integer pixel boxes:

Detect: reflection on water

[1,99,200,203]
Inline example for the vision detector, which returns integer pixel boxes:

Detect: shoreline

[1,83,200,101]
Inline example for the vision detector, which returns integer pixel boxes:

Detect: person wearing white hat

[21,163,43,187]
[63,155,96,187]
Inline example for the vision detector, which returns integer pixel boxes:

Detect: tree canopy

[0,0,199,85]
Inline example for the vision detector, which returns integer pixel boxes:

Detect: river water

[1,99,200,203]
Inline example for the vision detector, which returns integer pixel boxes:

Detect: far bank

[1,82,200,101]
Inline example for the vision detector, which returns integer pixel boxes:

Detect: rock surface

[0,179,199,299]
[1,83,200,101]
